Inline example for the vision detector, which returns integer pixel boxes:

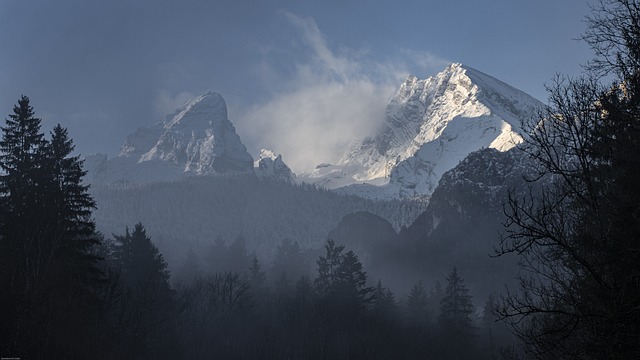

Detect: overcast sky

[0,0,593,172]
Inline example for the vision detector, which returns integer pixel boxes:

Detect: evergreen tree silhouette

[0,97,103,358]
[439,267,474,334]
[112,223,176,358]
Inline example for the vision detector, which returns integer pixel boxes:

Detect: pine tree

[0,96,49,357]
[314,239,345,296]
[0,95,48,198]
[315,239,372,309]
[111,223,176,358]
[0,97,103,358]
[438,267,474,335]
[47,124,101,284]
[437,268,475,358]
[0,96,49,295]
[113,223,170,288]
[43,124,104,356]
[336,250,371,304]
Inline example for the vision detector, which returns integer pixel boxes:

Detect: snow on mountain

[254,149,296,183]
[88,91,254,184]
[299,63,543,199]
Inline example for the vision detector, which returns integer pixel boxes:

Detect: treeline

[90,165,428,263]
[102,227,514,359]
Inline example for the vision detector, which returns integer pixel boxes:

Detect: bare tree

[496,1,640,359]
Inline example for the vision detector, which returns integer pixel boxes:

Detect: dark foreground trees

[0,97,181,359]
[0,96,103,358]
[109,223,178,359]
[438,267,474,353]
[497,1,640,358]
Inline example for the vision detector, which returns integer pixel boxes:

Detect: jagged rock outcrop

[254,149,296,183]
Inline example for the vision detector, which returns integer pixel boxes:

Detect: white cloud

[236,12,449,173]
[241,81,393,173]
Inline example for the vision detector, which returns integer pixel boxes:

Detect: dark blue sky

[0,0,593,170]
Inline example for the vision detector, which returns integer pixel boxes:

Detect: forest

[1,0,640,359]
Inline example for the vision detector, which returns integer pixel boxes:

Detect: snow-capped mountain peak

[89,91,254,184]
[136,91,252,174]
[87,64,542,198]
[300,63,543,199]
[162,91,226,130]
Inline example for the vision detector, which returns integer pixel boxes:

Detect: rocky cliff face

[301,63,543,199]
[254,149,296,183]
[87,91,254,185]
[323,146,537,297]
[401,147,533,241]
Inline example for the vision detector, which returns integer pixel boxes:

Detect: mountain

[325,146,536,298]
[300,63,543,199]
[254,149,296,183]
[85,91,428,266]
[394,146,536,299]
[85,64,541,200]
[82,65,544,276]
[86,91,254,185]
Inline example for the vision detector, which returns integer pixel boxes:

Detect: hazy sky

[0,0,594,172]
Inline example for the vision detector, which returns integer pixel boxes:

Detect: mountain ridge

[299,63,543,199]
[85,63,542,201]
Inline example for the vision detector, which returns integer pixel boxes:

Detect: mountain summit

[126,91,253,174]
[300,63,543,199]
[87,91,254,184]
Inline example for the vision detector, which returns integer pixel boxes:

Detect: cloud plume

[236,12,448,173]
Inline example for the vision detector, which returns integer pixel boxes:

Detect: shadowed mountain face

[326,147,536,299]
[328,211,398,260]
